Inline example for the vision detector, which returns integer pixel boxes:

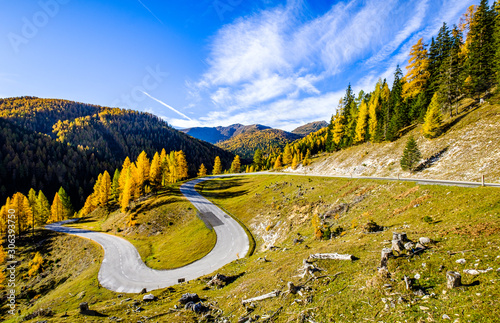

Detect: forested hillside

[182,123,271,144]
[0,118,113,208]
[0,97,234,210]
[215,128,302,159]
[291,121,328,136]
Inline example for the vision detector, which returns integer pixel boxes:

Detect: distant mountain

[215,128,302,159]
[0,97,234,207]
[182,124,271,144]
[291,121,328,136]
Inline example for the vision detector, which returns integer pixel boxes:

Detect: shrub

[423,215,434,224]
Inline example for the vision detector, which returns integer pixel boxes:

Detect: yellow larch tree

[118,156,132,203]
[149,151,162,191]
[121,168,133,212]
[291,154,298,170]
[402,38,430,99]
[332,113,345,146]
[283,144,293,165]
[50,193,64,223]
[354,100,369,143]
[212,156,222,175]
[99,170,111,208]
[135,151,150,195]
[197,164,207,177]
[230,155,241,173]
[274,155,282,169]
[422,93,443,138]
[175,150,189,180]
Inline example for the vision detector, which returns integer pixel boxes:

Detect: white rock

[143,294,155,301]
[442,314,451,320]
[463,269,480,275]
[419,237,432,244]
[414,273,421,279]
[456,259,466,264]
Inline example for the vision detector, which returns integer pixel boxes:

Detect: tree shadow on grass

[441,104,479,134]
[80,310,108,317]
[198,177,250,199]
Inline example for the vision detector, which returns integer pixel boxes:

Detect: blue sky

[0,0,479,130]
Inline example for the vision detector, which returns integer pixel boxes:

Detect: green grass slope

[4,175,499,322]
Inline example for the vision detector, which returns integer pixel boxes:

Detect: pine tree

[253,149,263,170]
[230,155,241,173]
[274,155,282,169]
[149,152,162,191]
[111,169,120,204]
[403,38,431,99]
[197,164,207,177]
[36,191,50,225]
[175,150,189,180]
[409,93,428,123]
[354,100,369,143]
[400,136,422,172]
[341,85,356,148]
[494,1,500,85]
[58,187,73,218]
[50,193,64,223]
[212,156,222,175]
[466,0,495,94]
[422,93,443,138]
[428,23,453,96]
[387,66,405,141]
[438,25,463,117]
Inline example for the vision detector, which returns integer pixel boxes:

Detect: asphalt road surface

[45,177,250,293]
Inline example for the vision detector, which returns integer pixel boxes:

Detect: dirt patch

[392,195,431,215]
[393,186,419,200]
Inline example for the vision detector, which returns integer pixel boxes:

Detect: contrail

[142,91,193,121]
[136,0,164,25]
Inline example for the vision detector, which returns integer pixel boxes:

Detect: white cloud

[183,0,477,129]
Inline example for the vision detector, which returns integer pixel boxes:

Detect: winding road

[45,177,249,293]
[46,172,498,293]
